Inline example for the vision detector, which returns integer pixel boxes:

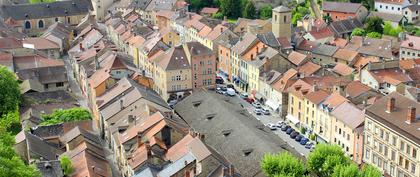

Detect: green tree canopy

[332,163,360,177]
[60,155,73,176]
[351,28,366,37]
[0,66,20,116]
[361,164,382,177]
[261,152,306,177]
[259,5,272,19]
[307,144,351,177]
[243,0,257,19]
[212,12,224,19]
[383,22,403,37]
[41,108,91,125]
[365,16,384,34]
[367,31,382,39]
[0,129,40,177]
[292,5,311,26]
[220,0,240,18]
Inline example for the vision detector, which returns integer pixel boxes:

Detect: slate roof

[16,65,67,84]
[257,32,281,49]
[367,11,405,23]
[312,44,339,56]
[322,1,363,13]
[36,160,63,177]
[0,0,92,20]
[331,102,364,129]
[155,45,190,70]
[328,18,363,35]
[174,90,301,177]
[273,6,291,12]
[185,41,213,56]
[25,132,64,160]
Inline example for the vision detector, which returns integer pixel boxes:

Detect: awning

[265,100,279,110]
[286,114,300,125]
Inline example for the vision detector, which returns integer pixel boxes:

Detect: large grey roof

[0,0,92,20]
[322,1,363,13]
[36,160,63,177]
[312,44,339,56]
[328,18,363,35]
[367,11,404,23]
[272,6,291,13]
[174,90,301,177]
[25,132,64,160]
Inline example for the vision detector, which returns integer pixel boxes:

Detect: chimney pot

[387,97,395,113]
[407,106,416,124]
[229,165,235,176]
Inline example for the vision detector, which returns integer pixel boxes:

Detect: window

[274,14,277,21]
[385,132,389,142]
[380,129,384,138]
[25,21,31,29]
[391,150,396,161]
[413,149,417,159]
[55,17,59,22]
[67,17,71,23]
[176,75,181,81]
[384,146,388,156]
[405,159,409,170]
[347,134,350,141]
[38,20,44,28]
[407,145,411,155]
[365,149,370,159]
[401,141,405,151]
[194,74,197,80]
[392,136,397,146]
[283,15,287,23]
[412,163,416,174]
[56,82,64,87]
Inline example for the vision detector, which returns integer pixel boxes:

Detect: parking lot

[215,82,312,157]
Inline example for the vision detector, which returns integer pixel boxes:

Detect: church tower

[272,6,292,40]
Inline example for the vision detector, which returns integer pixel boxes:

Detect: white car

[276,121,284,128]
[240,92,248,99]
[261,107,270,115]
[266,123,277,130]
[254,108,262,115]
[226,88,236,96]
[252,102,262,108]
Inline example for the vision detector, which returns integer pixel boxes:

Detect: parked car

[254,108,263,115]
[227,84,234,89]
[286,128,294,134]
[226,88,236,96]
[276,121,284,128]
[252,102,262,108]
[240,92,249,99]
[305,142,314,149]
[300,138,309,145]
[216,77,224,84]
[262,107,270,115]
[266,123,277,130]
[281,125,291,131]
[245,97,254,104]
[290,131,300,139]
[168,100,177,108]
[295,135,303,142]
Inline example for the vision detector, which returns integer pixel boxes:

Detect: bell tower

[272,6,292,40]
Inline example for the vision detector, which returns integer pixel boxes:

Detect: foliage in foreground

[41,108,91,125]
[261,152,306,177]
[0,66,20,116]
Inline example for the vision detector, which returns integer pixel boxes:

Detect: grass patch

[29,0,56,4]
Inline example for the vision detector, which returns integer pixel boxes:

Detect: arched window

[38,20,44,28]
[24,21,31,29]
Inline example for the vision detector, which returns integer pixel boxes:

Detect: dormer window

[192,101,202,107]
[221,129,232,136]
[205,113,216,120]
[242,149,253,156]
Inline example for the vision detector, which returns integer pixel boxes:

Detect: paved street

[214,82,311,157]
[63,55,88,109]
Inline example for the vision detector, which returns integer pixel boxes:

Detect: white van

[226,88,236,96]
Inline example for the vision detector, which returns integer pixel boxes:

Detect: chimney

[313,81,318,91]
[120,99,124,110]
[145,141,152,156]
[223,166,229,176]
[220,27,223,33]
[229,165,235,176]
[79,43,84,51]
[94,56,100,70]
[417,92,420,103]
[407,106,416,124]
[387,97,396,113]
[199,134,205,142]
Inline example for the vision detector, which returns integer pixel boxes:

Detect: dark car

[281,125,291,131]
[300,138,309,145]
[295,135,303,142]
[286,128,294,134]
[305,142,314,149]
[290,131,300,139]
[227,84,234,89]
[216,78,224,84]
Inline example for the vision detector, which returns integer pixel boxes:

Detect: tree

[351,28,366,37]
[361,164,381,177]
[323,15,332,24]
[212,12,224,19]
[292,5,311,26]
[307,144,350,177]
[365,16,384,34]
[220,0,240,18]
[0,129,40,177]
[367,32,382,38]
[383,22,403,37]
[60,155,73,176]
[261,152,306,177]
[332,164,360,177]
[0,66,20,116]
[259,5,272,19]
[243,0,256,19]
[40,108,91,125]
[0,111,21,135]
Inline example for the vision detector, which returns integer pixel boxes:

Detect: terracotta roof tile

[332,63,354,76]
[271,68,298,92]
[345,81,371,98]
[288,51,307,66]
[305,90,330,104]
[333,48,359,62]
[200,7,219,14]
[298,61,321,76]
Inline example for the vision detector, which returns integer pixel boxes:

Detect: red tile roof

[288,51,307,66]
[200,7,219,14]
